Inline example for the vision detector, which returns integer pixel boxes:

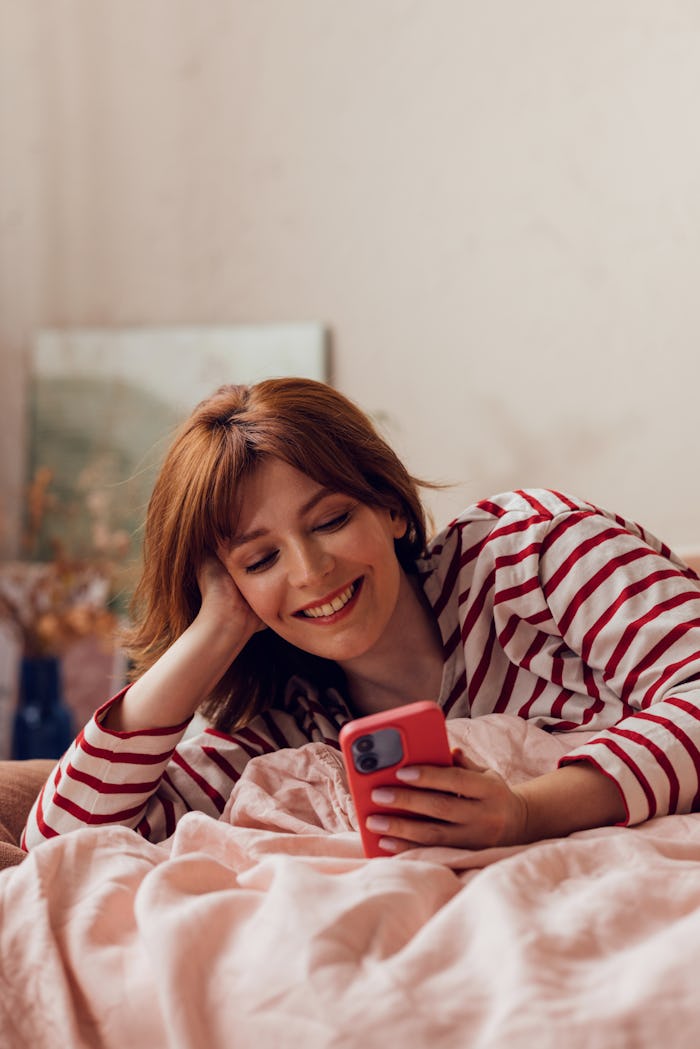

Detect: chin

[315,638,378,664]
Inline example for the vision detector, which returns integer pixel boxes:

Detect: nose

[287,537,334,588]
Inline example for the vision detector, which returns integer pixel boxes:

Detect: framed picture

[28,324,329,596]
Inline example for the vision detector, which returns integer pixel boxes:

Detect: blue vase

[12,655,75,760]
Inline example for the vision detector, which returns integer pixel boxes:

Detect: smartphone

[339,700,453,858]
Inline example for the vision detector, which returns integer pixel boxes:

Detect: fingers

[366,815,458,852]
[366,800,494,852]
[196,554,266,638]
[215,540,235,565]
[364,751,518,853]
[370,783,471,823]
[197,551,232,587]
[394,752,490,800]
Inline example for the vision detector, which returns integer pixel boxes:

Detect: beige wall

[2,1,700,557]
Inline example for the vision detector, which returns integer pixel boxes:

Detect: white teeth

[301,583,356,619]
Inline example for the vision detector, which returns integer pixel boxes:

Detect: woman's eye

[315,511,351,533]
[244,551,278,574]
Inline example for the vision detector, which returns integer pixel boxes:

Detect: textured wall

[2,1,700,556]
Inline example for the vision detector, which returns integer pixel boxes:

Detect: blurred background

[2,1,700,751]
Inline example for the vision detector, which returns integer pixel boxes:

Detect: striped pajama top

[23,489,700,848]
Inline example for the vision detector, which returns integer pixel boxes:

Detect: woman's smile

[294,578,363,621]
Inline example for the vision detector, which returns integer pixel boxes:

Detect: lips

[295,579,361,619]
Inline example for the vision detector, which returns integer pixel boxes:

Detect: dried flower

[0,559,117,657]
[0,467,122,657]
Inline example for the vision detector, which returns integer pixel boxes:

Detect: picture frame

[28,324,329,584]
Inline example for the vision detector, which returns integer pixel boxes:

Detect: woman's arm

[23,557,264,848]
[514,760,627,840]
[21,698,318,849]
[362,751,627,853]
[102,555,262,732]
[408,498,700,851]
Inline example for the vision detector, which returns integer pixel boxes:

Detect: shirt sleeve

[21,686,319,849]
[538,508,700,825]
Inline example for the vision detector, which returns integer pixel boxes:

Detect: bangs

[198,432,258,552]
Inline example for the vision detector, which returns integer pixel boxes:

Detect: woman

[23,379,700,853]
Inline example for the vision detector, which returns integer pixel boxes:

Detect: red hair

[124,378,433,730]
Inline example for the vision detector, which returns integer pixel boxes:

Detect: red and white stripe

[22,683,350,849]
[423,489,700,824]
[23,488,700,847]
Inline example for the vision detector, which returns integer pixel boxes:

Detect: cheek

[229,571,275,621]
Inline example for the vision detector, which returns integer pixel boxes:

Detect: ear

[389,507,408,540]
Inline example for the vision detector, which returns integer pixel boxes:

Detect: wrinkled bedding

[1,714,700,1048]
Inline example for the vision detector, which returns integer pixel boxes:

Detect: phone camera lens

[356,736,374,753]
[359,754,378,772]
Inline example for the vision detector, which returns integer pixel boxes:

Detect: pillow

[0,759,55,870]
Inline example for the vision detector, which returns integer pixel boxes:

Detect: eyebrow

[228,487,339,548]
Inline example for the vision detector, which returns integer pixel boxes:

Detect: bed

[1,712,698,1048]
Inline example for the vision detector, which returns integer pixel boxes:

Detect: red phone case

[339,700,453,858]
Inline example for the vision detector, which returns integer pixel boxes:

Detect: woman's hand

[197,552,265,645]
[103,555,265,733]
[364,751,628,853]
[365,750,529,853]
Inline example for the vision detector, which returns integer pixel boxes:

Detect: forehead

[230,458,337,538]
[239,456,327,503]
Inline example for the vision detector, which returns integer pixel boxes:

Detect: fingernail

[371,788,396,804]
[366,815,391,832]
[378,837,399,853]
[395,767,420,782]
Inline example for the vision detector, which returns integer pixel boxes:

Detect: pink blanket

[2,715,700,1047]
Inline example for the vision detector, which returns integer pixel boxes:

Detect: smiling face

[220,457,408,666]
